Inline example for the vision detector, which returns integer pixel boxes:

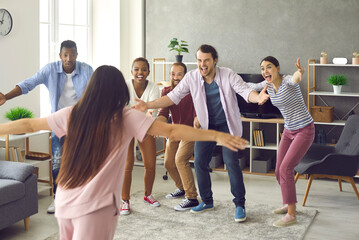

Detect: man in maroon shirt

[157,62,199,211]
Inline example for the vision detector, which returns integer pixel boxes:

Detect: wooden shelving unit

[212,117,284,176]
[307,59,359,177]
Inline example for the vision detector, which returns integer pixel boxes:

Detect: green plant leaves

[5,107,34,121]
[168,38,189,55]
[327,74,347,85]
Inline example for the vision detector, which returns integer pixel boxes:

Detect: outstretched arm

[248,85,269,105]
[147,120,248,152]
[0,118,51,135]
[292,58,305,84]
[0,86,22,106]
[133,95,175,112]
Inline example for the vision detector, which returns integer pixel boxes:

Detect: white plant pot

[333,85,342,94]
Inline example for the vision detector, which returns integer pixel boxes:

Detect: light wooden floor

[1,164,359,240]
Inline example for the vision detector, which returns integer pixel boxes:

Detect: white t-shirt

[126,79,160,117]
[58,73,78,109]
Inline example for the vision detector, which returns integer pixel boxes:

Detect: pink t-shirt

[47,106,155,219]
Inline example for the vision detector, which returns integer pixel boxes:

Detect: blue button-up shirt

[17,61,93,113]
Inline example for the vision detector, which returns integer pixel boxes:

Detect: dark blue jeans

[194,122,246,207]
[51,132,64,195]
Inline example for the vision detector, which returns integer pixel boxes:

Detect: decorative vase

[320,57,327,64]
[352,58,359,65]
[333,85,342,94]
[175,55,183,63]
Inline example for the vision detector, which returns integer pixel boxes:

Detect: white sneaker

[47,201,55,214]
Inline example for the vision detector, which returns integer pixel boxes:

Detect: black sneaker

[165,189,185,199]
[174,198,199,211]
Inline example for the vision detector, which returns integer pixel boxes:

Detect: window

[39,0,91,117]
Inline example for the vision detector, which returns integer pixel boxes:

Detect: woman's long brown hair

[56,65,130,189]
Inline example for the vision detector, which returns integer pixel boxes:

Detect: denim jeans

[194,122,246,207]
[52,132,64,194]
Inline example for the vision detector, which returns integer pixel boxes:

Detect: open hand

[132,98,148,112]
[295,58,304,72]
[258,85,269,105]
[217,132,248,152]
[296,58,305,77]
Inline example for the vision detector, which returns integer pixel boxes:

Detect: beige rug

[45,191,318,240]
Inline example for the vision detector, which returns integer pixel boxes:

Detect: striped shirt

[248,75,313,130]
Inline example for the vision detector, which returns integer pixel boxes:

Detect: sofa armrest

[0,161,35,182]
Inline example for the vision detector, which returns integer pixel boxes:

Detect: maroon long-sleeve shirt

[158,86,196,126]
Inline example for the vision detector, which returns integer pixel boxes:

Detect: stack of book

[0,147,23,162]
[253,129,265,147]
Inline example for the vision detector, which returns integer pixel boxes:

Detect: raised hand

[293,58,305,83]
[296,58,305,74]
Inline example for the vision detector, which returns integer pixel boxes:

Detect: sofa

[0,161,38,230]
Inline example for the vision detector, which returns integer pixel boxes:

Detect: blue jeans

[52,132,64,195]
[194,122,246,207]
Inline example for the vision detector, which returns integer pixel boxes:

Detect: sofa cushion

[0,179,25,205]
[0,161,35,182]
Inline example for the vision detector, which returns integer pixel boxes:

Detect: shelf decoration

[327,74,347,94]
[332,57,348,65]
[310,106,334,122]
[320,51,327,64]
[168,38,189,63]
[353,52,359,65]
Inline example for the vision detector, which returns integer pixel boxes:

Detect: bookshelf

[212,117,284,176]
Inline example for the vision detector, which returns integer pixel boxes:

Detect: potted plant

[327,74,347,94]
[5,107,34,121]
[168,38,189,62]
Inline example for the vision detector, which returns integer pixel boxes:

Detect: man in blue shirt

[0,40,93,214]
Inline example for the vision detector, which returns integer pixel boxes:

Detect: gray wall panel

[146,0,359,98]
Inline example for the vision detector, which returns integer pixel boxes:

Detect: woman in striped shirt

[250,56,315,227]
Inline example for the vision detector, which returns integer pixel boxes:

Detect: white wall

[0,0,145,122]
[0,0,49,155]
[92,0,121,69]
[92,0,144,80]
[0,0,144,152]
[120,0,145,80]
[0,0,40,124]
